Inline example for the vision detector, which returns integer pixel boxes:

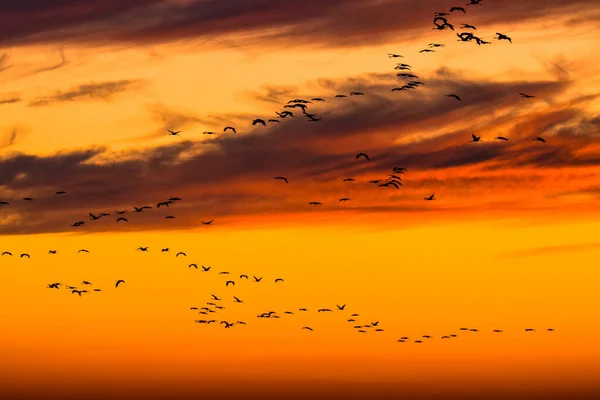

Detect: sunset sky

[2,1,600,399]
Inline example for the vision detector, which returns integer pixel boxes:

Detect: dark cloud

[0,125,28,149]
[0,97,21,105]
[0,71,596,235]
[28,79,144,107]
[0,0,598,49]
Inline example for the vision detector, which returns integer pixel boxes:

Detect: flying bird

[336,304,346,310]
[461,23,476,29]
[533,136,546,143]
[470,134,481,142]
[252,119,266,126]
[233,296,243,303]
[54,191,66,195]
[176,252,187,257]
[20,253,30,258]
[201,220,213,225]
[115,280,125,288]
[424,194,435,201]
[446,94,461,101]
[519,93,535,98]
[495,32,512,43]
[308,202,323,205]
[223,126,237,133]
[495,136,509,141]
[355,152,369,161]
[275,278,284,283]
[168,130,180,136]
[450,6,466,13]
[274,176,288,183]
[225,280,235,287]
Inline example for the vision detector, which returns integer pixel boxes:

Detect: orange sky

[1,1,600,399]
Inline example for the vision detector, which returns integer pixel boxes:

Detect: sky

[1,1,600,399]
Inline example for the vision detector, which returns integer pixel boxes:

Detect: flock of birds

[1,0,558,344]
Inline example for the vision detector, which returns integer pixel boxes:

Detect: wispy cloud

[28,79,144,107]
[497,242,600,258]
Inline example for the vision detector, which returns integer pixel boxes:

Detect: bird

[189,264,198,269]
[223,126,237,133]
[201,220,213,225]
[533,136,546,143]
[233,296,243,303]
[311,97,325,101]
[275,278,284,283]
[525,328,536,332]
[116,217,128,222]
[274,176,289,183]
[2,251,12,256]
[253,276,263,282]
[495,136,509,141]
[252,119,266,126]
[48,250,57,254]
[446,94,461,101]
[156,201,171,208]
[78,249,90,253]
[20,253,31,258]
[420,49,435,53]
[450,6,466,13]
[211,294,221,301]
[350,91,365,96]
[169,197,182,201]
[308,202,322,206]
[133,206,152,212]
[343,178,355,182]
[302,327,313,331]
[54,191,66,195]
[89,213,101,220]
[519,93,535,98]
[460,23,476,29]
[466,0,483,4]
[388,53,404,58]
[339,198,351,202]
[137,247,149,252]
[0,201,8,205]
[495,32,512,43]
[355,152,369,161]
[167,129,180,136]
[470,134,481,142]
[176,252,186,257]
[203,131,217,135]
[115,280,125,288]
[225,280,235,287]
[22,197,33,201]
[47,283,61,289]
[202,265,211,272]
[424,194,435,201]
[334,94,347,98]
[336,304,346,310]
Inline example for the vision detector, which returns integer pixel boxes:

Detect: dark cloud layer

[0,0,597,49]
[1,71,597,235]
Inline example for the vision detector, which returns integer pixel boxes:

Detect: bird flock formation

[1,0,557,344]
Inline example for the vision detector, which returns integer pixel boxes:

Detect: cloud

[28,79,144,107]
[28,46,69,76]
[0,0,598,49]
[0,97,21,105]
[497,242,600,258]
[1,69,596,235]
[0,126,28,150]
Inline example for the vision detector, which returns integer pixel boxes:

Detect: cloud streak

[28,79,144,107]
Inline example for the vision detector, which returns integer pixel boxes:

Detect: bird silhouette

[336,304,346,310]
[54,191,66,195]
[355,152,370,161]
[470,134,481,142]
[252,119,266,126]
[302,326,313,331]
[533,136,546,143]
[275,278,284,283]
[167,129,180,136]
[446,94,461,101]
[495,136,509,141]
[224,126,237,133]
[115,280,125,288]
[274,176,289,183]
[519,92,535,98]
[225,280,235,287]
[424,194,435,201]
[176,252,186,257]
[233,296,243,303]
[201,220,213,225]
